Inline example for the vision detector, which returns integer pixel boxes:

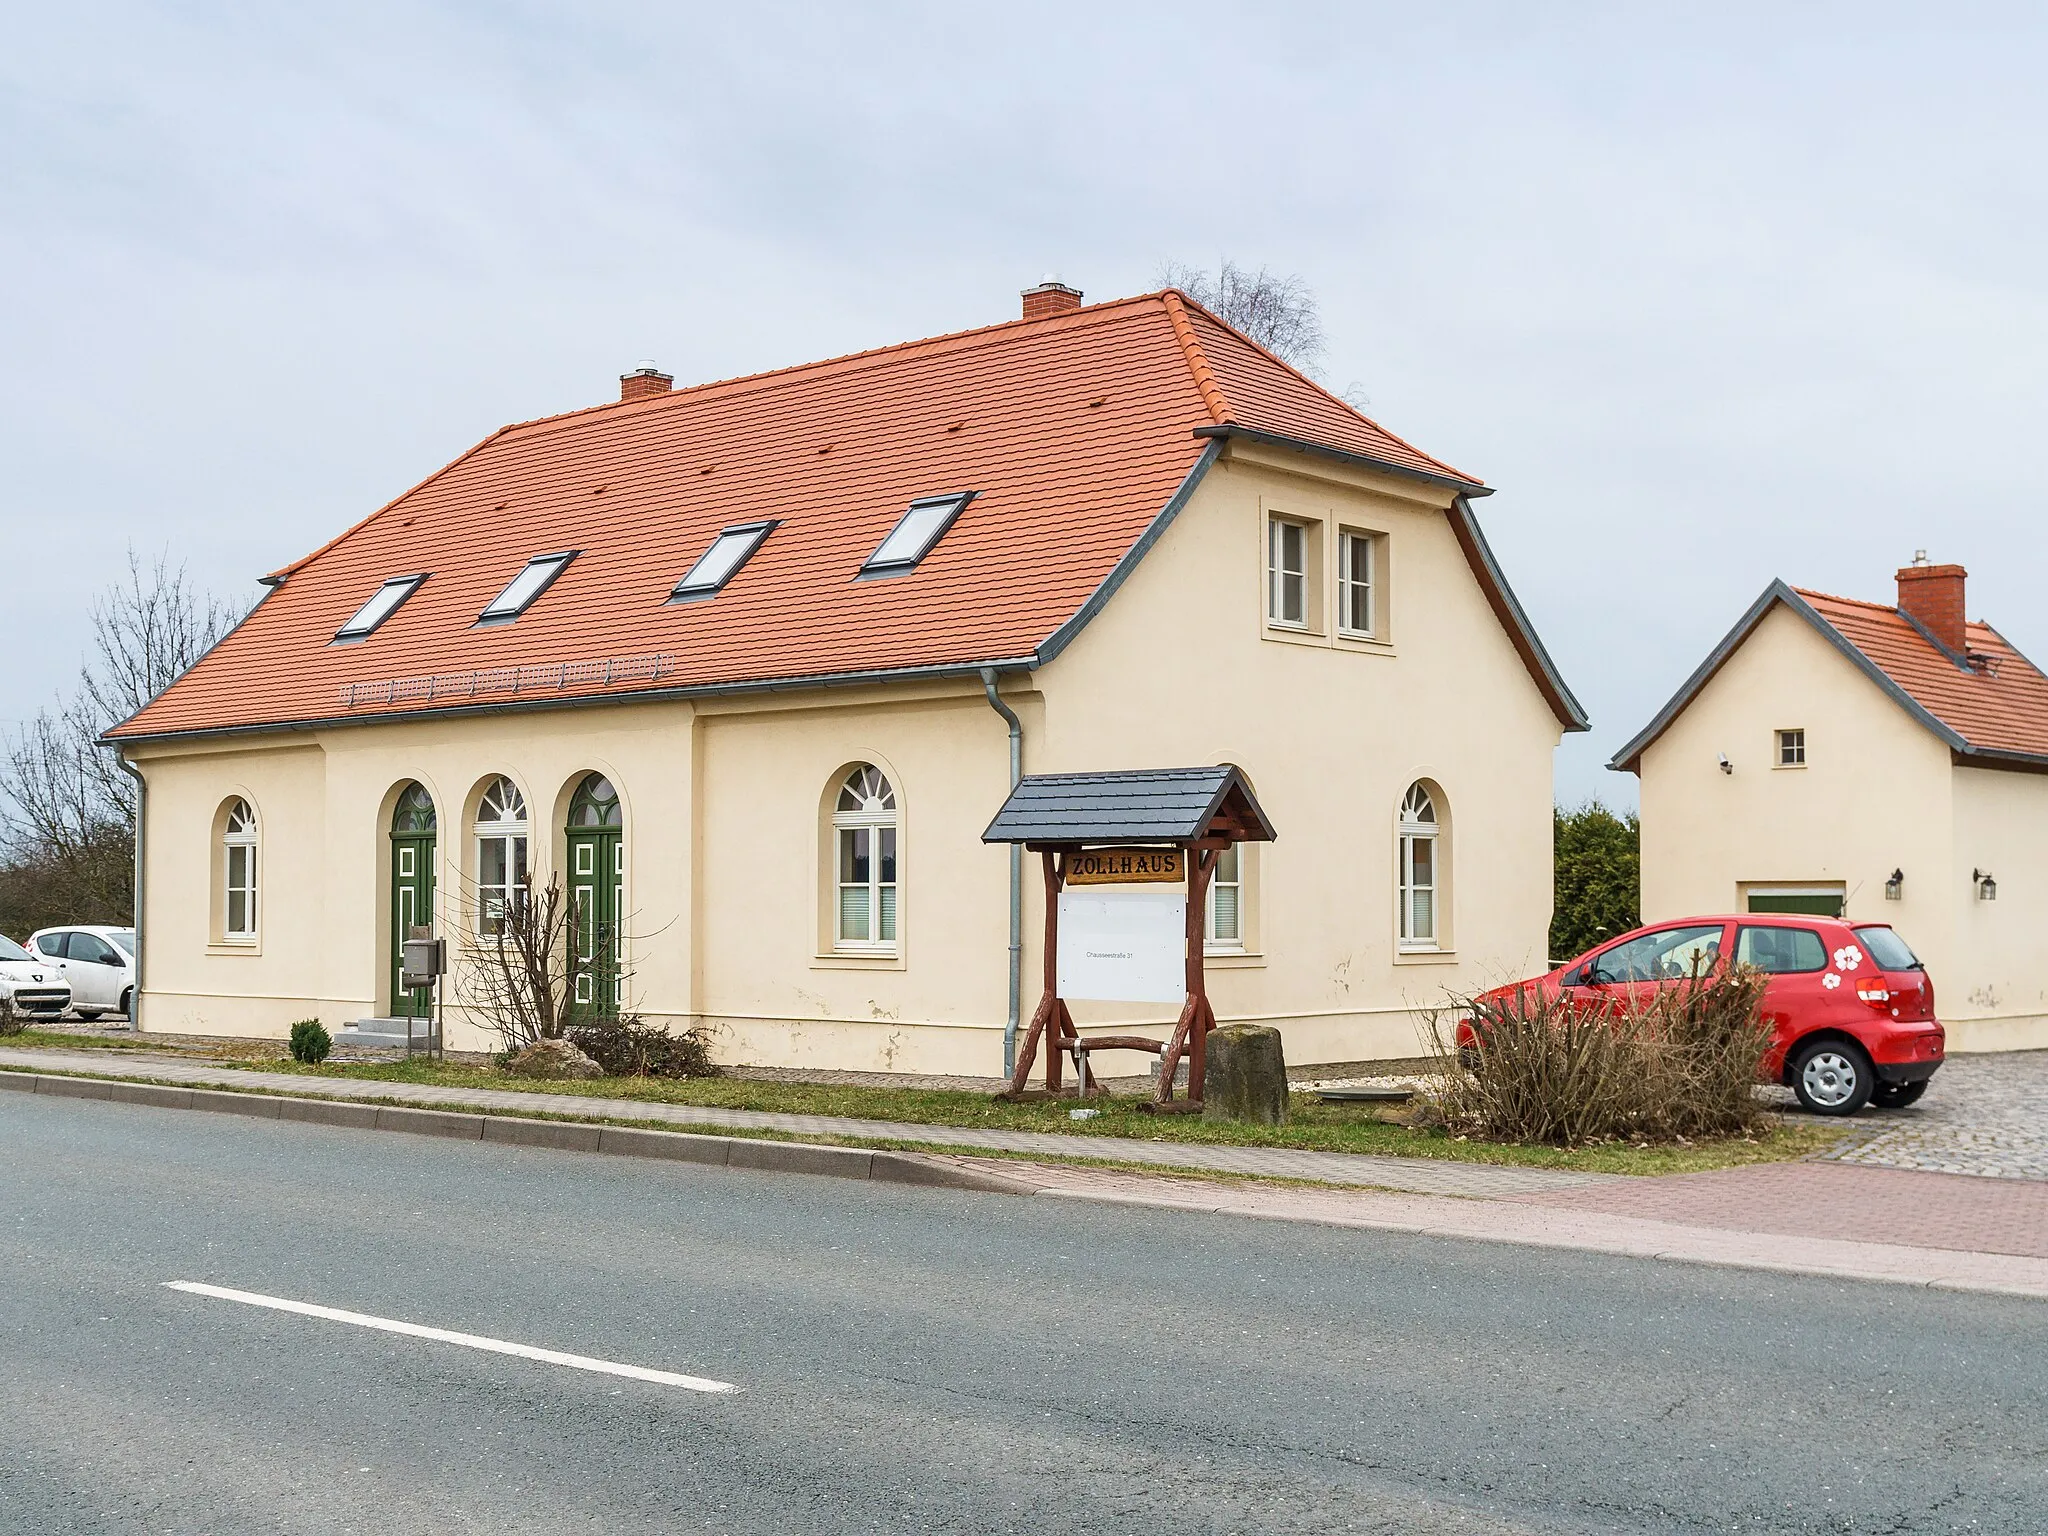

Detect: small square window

[1777,729,1806,767]
[861,493,974,576]
[1338,531,1376,636]
[478,551,576,624]
[671,522,775,601]
[335,574,427,641]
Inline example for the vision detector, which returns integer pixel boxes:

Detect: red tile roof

[112,291,1519,742]
[1796,589,2048,761]
[1611,580,2048,771]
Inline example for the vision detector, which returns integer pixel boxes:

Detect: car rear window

[1854,925,1923,971]
[1736,925,1826,973]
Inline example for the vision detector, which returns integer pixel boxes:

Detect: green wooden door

[389,783,438,1021]
[567,775,623,1016]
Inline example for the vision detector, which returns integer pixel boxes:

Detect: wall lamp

[1717,754,1732,775]
[1973,868,1997,902]
[1884,868,1904,901]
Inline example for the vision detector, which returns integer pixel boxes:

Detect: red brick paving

[1507,1163,2048,1259]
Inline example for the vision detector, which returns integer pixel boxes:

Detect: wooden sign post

[980,766,1276,1108]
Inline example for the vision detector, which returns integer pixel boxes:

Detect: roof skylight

[861,493,974,577]
[670,521,776,601]
[478,551,577,625]
[334,574,427,641]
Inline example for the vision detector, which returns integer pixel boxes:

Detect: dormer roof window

[478,551,577,625]
[334,574,427,642]
[860,493,974,577]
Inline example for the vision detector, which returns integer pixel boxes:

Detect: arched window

[832,765,897,951]
[222,798,258,941]
[474,776,529,935]
[1398,781,1440,950]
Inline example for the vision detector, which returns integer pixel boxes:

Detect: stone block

[1202,1024,1289,1126]
[278,1097,380,1130]
[725,1138,873,1179]
[0,1071,38,1092]
[596,1126,735,1166]
[482,1116,603,1153]
[374,1105,484,1139]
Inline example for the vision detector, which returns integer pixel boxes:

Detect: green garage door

[1747,888,1844,917]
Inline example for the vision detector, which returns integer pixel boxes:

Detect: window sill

[1334,631,1394,657]
[1394,947,1457,965]
[1204,950,1266,969]
[207,939,262,957]
[1261,624,1328,649]
[811,951,905,971]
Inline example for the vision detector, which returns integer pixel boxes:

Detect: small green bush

[288,1018,332,1064]
[566,1015,716,1078]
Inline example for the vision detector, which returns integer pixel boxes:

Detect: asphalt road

[4,1096,2044,1535]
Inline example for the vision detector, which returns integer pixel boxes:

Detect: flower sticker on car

[1832,944,1863,972]
[1821,972,1842,990]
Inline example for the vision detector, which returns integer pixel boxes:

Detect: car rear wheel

[75,1011,103,1022]
[1871,1079,1929,1110]
[1791,1040,1875,1115]
[119,988,133,1019]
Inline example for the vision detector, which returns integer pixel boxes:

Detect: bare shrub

[458,873,592,1054]
[1423,966,1774,1146]
[567,1014,717,1079]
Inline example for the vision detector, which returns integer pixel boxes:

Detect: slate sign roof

[981,766,1276,846]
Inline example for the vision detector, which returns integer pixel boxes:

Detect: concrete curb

[3,1070,1038,1196]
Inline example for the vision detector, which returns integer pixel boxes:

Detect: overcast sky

[6,2,2044,806]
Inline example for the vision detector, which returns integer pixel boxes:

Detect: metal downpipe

[980,668,1024,1076]
[114,752,146,1031]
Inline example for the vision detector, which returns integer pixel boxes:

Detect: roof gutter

[1191,423,1491,499]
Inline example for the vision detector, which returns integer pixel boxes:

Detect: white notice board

[1057,891,1187,1004]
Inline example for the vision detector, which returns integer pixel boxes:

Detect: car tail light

[1856,983,1891,1009]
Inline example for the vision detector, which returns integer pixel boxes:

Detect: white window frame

[473,777,530,937]
[1337,530,1376,638]
[1205,842,1244,952]
[1777,728,1806,767]
[1267,517,1309,629]
[832,766,899,953]
[1398,782,1440,951]
[222,799,258,943]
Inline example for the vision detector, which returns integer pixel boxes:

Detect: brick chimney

[1021,276,1082,321]
[619,361,673,402]
[1896,551,1968,655]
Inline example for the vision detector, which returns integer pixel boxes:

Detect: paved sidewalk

[939,1158,2048,1298]
[0,1047,1606,1198]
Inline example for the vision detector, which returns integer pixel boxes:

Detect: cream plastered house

[1612,558,2048,1053]
[108,282,1586,1073]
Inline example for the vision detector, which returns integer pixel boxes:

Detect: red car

[1464,916,1944,1115]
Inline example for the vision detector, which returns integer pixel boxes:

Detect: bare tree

[456,874,597,1053]
[0,549,239,928]
[1159,259,1328,373]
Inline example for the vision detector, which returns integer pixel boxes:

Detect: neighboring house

[107,281,1585,1072]
[1612,558,2048,1052]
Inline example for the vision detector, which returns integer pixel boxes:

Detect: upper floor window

[1398,781,1440,951]
[1267,518,1309,627]
[474,776,529,935]
[1777,729,1806,767]
[1338,531,1375,636]
[336,574,427,641]
[833,765,898,950]
[478,552,576,625]
[222,798,258,941]
[672,522,775,601]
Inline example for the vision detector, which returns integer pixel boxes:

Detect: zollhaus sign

[1062,847,1186,886]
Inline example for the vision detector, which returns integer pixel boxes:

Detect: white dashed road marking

[164,1281,738,1393]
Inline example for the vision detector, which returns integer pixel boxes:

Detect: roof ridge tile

[1159,290,1231,425]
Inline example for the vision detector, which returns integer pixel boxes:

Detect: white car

[25,925,136,1021]
[0,933,72,1021]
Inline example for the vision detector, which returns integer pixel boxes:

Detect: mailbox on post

[399,932,446,1058]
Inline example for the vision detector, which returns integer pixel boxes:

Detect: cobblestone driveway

[1800,1050,2048,1180]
